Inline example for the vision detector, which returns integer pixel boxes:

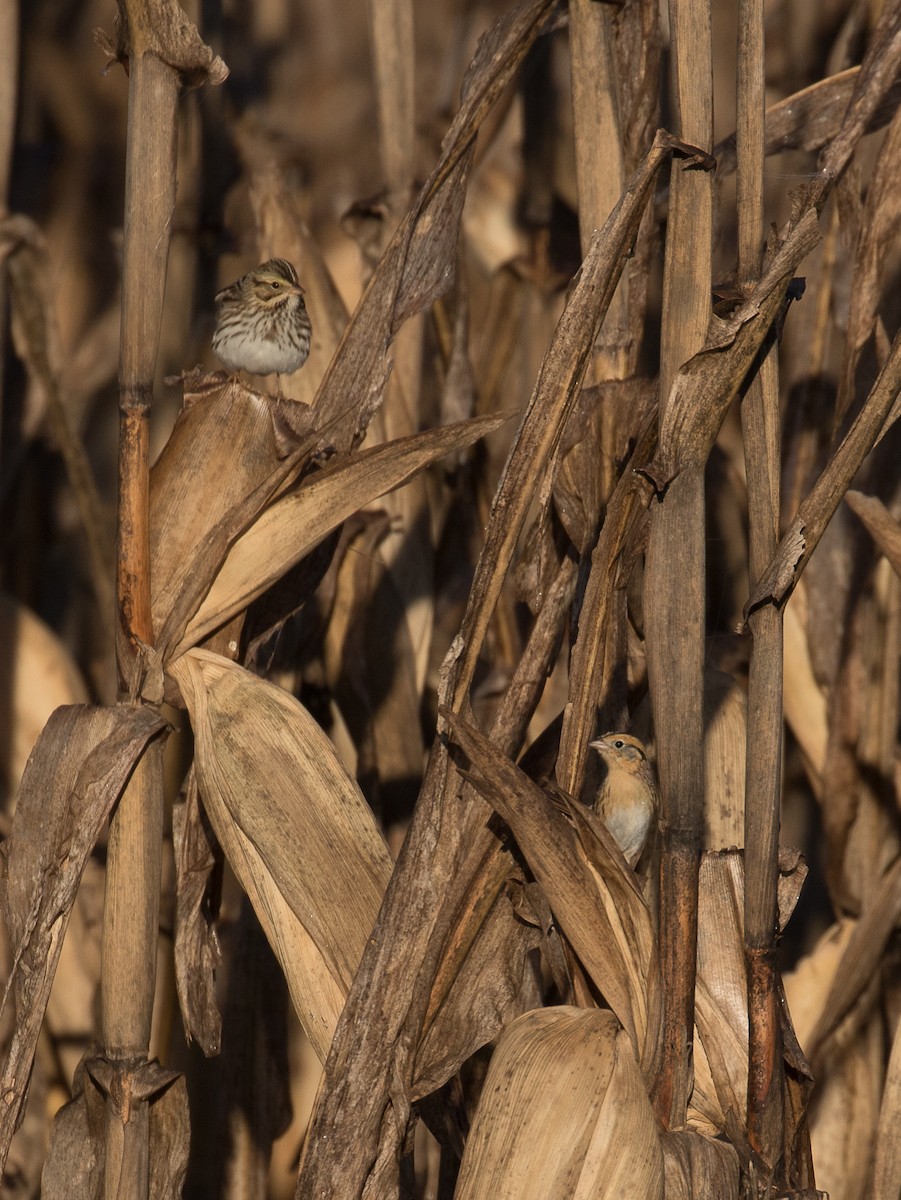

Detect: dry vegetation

[1,0,901,1196]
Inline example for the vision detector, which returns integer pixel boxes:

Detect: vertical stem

[102,44,178,1199]
[568,0,636,527]
[368,0,415,200]
[569,0,629,388]
[646,0,712,1128]
[737,0,786,1167]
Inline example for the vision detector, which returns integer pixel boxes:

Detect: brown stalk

[368,0,414,200]
[365,0,431,787]
[101,3,225,1194]
[645,0,712,1129]
[736,0,787,1171]
[569,0,628,383]
[104,36,178,1197]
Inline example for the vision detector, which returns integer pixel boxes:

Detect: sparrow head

[247,258,305,306]
[589,732,649,773]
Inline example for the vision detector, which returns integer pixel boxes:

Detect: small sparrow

[212,258,312,388]
[589,732,658,867]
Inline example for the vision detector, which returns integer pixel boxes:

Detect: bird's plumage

[212,258,312,378]
[589,732,658,867]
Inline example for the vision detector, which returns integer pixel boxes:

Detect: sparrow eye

[614,739,625,749]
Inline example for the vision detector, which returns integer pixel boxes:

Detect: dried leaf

[871,1006,901,1200]
[446,130,678,712]
[661,1130,740,1199]
[328,512,425,810]
[169,650,392,1061]
[700,669,747,850]
[150,378,319,661]
[556,410,655,795]
[311,0,559,454]
[172,771,221,1056]
[453,1007,664,1199]
[749,328,901,613]
[803,1011,882,1200]
[817,2,901,185]
[715,67,901,175]
[0,704,167,1169]
[413,882,541,1099]
[805,859,901,1063]
[42,1055,189,1200]
[175,413,506,655]
[837,102,901,422]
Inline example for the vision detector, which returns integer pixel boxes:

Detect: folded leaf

[170,650,393,1061]
[454,1007,663,1199]
[175,412,506,653]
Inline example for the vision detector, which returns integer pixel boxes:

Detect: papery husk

[453,1007,663,1200]
[169,649,392,1061]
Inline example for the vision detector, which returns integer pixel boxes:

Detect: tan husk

[169,649,392,1061]
[453,1007,663,1200]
